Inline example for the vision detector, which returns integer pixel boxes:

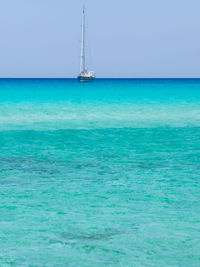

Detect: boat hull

[78,76,95,82]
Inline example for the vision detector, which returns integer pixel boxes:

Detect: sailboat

[78,6,95,82]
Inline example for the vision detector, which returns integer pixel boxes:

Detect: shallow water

[0,79,200,266]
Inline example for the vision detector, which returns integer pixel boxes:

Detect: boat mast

[80,6,86,73]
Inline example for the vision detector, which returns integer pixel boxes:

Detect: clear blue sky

[0,0,200,78]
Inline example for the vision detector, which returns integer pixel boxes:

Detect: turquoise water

[0,79,200,266]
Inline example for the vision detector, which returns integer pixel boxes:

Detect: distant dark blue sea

[1,79,200,266]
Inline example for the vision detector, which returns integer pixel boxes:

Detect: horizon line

[0,77,200,80]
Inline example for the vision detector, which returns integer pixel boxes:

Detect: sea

[0,78,200,266]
